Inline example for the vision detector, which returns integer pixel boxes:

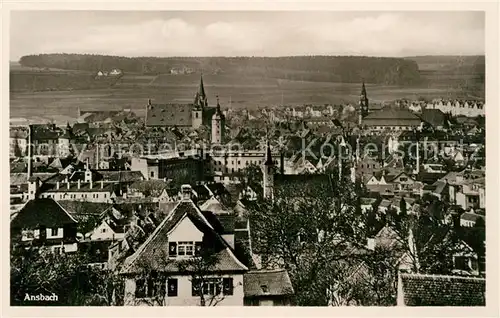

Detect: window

[51,228,59,236]
[169,241,201,257]
[54,247,61,254]
[151,171,155,178]
[135,274,165,298]
[178,241,195,256]
[454,256,470,270]
[167,278,178,297]
[192,278,233,297]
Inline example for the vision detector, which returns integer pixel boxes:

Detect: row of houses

[406,99,485,117]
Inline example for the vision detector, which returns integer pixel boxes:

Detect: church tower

[359,81,369,125]
[193,73,207,129]
[211,96,225,144]
[194,73,208,109]
[263,141,275,200]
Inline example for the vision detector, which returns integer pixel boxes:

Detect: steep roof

[145,103,193,127]
[398,273,485,306]
[419,109,446,127]
[57,201,111,221]
[11,198,77,229]
[10,172,54,185]
[243,269,294,297]
[97,171,145,182]
[120,200,248,274]
[363,108,422,127]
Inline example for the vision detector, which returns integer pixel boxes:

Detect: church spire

[359,80,369,119]
[264,141,274,166]
[361,80,367,97]
[199,72,206,99]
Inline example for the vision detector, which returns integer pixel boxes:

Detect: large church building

[145,75,222,130]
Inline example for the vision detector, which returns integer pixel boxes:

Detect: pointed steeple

[199,72,206,99]
[264,141,274,166]
[361,80,367,97]
[359,80,369,118]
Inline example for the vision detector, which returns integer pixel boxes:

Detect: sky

[10,11,485,60]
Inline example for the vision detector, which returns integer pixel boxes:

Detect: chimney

[67,181,70,190]
[101,180,104,189]
[180,184,192,201]
[77,179,81,189]
[56,181,60,190]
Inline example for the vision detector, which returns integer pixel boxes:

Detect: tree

[177,246,238,306]
[334,245,404,306]
[10,245,124,306]
[247,172,367,305]
[240,163,264,195]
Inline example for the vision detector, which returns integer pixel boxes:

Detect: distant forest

[19,54,423,85]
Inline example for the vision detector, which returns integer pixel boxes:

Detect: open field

[10,55,484,125]
[10,72,477,125]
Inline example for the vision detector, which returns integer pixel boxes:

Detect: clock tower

[263,142,274,200]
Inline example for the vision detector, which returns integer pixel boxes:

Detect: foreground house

[10,198,79,253]
[119,185,249,306]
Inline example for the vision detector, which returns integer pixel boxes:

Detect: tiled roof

[41,182,115,193]
[461,212,484,222]
[97,171,145,182]
[120,200,248,274]
[243,269,294,297]
[145,103,193,127]
[363,108,422,126]
[399,273,485,306]
[419,109,446,127]
[10,172,56,186]
[57,201,111,220]
[11,198,77,229]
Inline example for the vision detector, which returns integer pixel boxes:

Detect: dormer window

[169,241,202,257]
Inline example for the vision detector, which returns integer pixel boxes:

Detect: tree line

[19,54,422,85]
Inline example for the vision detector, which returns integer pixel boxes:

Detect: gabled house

[119,185,248,306]
[10,198,79,253]
[86,218,126,242]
